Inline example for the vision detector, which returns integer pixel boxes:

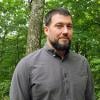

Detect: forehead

[51,14,72,24]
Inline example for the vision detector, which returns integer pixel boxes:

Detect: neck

[46,40,66,59]
[55,50,66,59]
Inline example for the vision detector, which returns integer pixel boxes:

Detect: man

[10,8,95,100]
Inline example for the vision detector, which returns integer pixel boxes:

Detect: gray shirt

[10,45,95,100]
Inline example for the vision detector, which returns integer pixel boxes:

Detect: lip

[59,38,68,40]
[59,38,69,42]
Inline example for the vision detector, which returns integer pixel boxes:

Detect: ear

[44,26,49,36]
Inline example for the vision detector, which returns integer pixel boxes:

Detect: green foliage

[0,0,29,99]
[0,80,10,100]
[91,58,100,99]
[0,0,100,99]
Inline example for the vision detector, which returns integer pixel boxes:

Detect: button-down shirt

[10,45,95,100]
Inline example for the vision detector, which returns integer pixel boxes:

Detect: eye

[56,24,63,29]
[67,24,73,29]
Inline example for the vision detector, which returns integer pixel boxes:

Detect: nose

[62,26,68,34]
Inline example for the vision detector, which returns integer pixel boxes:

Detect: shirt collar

[43,43,70,60]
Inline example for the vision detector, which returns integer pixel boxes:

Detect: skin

[44,14,73,58]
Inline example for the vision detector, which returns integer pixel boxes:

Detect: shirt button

[53,54,56,57]
[64,73,67,78]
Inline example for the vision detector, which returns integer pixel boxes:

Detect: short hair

[44,8,72,26]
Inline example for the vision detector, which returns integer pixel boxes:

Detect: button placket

[63,72,71,100]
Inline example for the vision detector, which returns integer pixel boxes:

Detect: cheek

[49,29,60,39]
[68,31,73,40]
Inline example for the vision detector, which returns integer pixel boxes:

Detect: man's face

[44,14,73,51]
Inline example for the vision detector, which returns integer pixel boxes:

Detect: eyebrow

[55,22,73,26]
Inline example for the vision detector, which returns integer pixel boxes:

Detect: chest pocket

[30,64,63,97]
[69,68,88,100]
[72,74,88,90]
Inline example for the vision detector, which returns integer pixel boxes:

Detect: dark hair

[44,8,72,26]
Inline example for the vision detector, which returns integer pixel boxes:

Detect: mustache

[59,37,70,40]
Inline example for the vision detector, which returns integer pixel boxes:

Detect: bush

[0,80,10,100]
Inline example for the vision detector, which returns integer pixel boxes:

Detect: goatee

[50,39,71,54]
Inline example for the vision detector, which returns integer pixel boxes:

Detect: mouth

[59,38,69,40]
[59,38,69,44]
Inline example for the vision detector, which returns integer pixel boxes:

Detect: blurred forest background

[0,0,100,100]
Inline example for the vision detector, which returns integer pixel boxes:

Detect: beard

[49,38,71,53]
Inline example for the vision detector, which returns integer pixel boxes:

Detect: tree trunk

[26,0,45,54]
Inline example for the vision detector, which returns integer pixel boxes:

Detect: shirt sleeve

[10,58,31,100]
[84,58,96,100]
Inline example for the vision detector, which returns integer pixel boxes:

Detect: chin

[59,41,69,46]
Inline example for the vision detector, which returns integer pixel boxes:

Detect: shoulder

[14,48,44,73]
[23,48,43,63]
[68,51,90,74]
[69,51,89,65]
